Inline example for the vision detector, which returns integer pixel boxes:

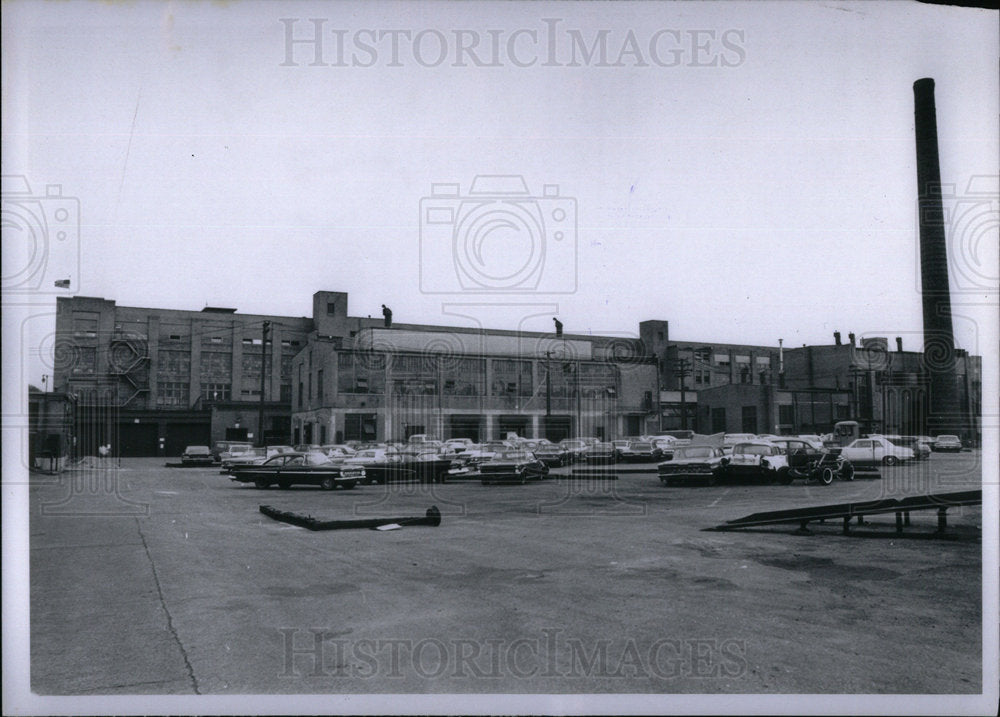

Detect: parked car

[217,443,257,463]
[220,447,267,472]
[220,445,296,473]
[584,442,619,464]
[723,433,757,448]
[229,451,365,490]
[344,449,452,484]
[882,435,932,460]
[320,443,356,458]
[211,440,254,463]
[724,442,790,483]
[840,438,914,466]
[479,450,549,484]
[618,440,663,462]
[532,444,570,467]
[656,430,694,447]
[443,438,475,453]
[181,445,214,466]
[557,439,589,462]
[768,437,854,484]
[658,445,727,486]
[293,444,322,453]
[932,434,963,453]
[463,441,514,467]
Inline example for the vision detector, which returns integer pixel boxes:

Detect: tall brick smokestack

[913,78,962,436]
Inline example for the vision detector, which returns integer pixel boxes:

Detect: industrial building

[48,291,982,458]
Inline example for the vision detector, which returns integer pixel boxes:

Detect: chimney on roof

[848,332,856,346]
[896,336,903,353]
[834,331,842,346]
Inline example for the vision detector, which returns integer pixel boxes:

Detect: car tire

[819,467,835,485]
[320,477,336,491]
[253,477,270,490]
[883,455,899,466]
[840,461,855,481]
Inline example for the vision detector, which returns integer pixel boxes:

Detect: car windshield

[304,451,332,465]
[591,443,613,450]
[629,442,652,450]
[735,444,774,456]
[937,435,959,441]
[675,447,715,459]
[185,446,210,454]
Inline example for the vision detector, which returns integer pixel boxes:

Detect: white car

[932,435,963,453]
[840,438,914,466]
[725,441,790,482]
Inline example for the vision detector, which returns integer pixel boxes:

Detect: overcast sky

[3,0,998,388]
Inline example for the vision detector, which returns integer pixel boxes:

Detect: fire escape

[107,331,150,408]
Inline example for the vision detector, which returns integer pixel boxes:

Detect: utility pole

[258,321,270,447]
[545,351,552,418]
[671,357,692,430]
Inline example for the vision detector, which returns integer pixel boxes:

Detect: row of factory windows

[155,381,292,408]
[295,354,625,406]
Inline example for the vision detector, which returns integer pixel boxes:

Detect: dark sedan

[584,442,618,464]
[533,445,570,467]
[618,441,663,463]
[181,445,215,466]
[658,446,726,486]
[480,450,549,484]
[229,452,366,490]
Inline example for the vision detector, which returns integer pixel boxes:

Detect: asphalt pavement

[27,453,984,698]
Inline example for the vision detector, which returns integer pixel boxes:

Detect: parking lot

[29,452,984,696]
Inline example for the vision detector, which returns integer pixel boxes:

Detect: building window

[711,407,727,433]
[714,354,730,367]
[201,351,232,381]
[741,405,758,434]
[778,404,795,425]
[298,382,303,406]
[344,413,378,441]
[157,381,189,408]
[201,383,231,402]
[491,359,533,397]
[241,388,261,398]
[159,349,191,377]
[317,369,324,401]
[72,311,99,338]
[72,347,97,374]
[280,383,292,403]
[327,301,337,315]
[442,358,485,396]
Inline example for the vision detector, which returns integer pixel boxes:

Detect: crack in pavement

[134,518,201,694]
